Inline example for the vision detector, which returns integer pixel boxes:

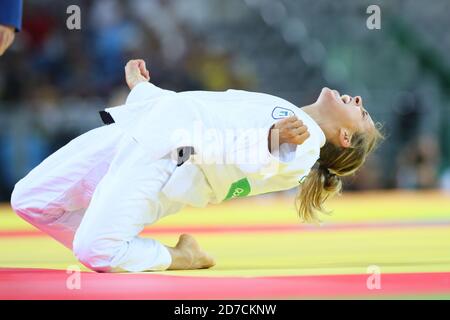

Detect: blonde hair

[296,124,384,223]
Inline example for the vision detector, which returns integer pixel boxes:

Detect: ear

[339,128,352,148]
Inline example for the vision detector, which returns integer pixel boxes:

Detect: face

[316,87,375,147]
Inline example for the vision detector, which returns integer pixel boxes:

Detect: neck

[301,103,336,144]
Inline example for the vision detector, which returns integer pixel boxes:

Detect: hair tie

[319,164,336,177]
[315,161,337,177]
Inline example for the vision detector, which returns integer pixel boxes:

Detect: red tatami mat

[1,268,449,299]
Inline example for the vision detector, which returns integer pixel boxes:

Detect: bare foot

[166,234,216,270]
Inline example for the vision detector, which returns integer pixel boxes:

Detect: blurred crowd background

[0,0,449,201]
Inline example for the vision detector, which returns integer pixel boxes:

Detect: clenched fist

[125,59,150,90]
[269,115,310,152]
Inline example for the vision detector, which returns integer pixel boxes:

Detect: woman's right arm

[125,59,150,90]
[124,59,176,104]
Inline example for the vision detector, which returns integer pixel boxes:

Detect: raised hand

[124,59,151,90]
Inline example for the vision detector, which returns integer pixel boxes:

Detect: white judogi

[11,125,180,272]
[10,83,325,273]
[109,82,326,206]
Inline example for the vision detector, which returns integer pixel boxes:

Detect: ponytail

[296,165,342,223]
[296,125,383,223]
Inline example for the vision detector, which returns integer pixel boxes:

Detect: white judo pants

[10,124,184,272]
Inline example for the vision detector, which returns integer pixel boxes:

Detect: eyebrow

[361,106,371,120]
[364,109,375,128]
[360,107,366,119]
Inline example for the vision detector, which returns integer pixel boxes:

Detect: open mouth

[328,88,359,105]
[332,90,340,100]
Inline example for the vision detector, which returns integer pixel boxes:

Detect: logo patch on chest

[272,106,294,119]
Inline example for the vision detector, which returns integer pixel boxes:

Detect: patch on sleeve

[272,106,294,119]
[224,178,251,201]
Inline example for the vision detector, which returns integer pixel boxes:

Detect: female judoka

[11,59,382,272]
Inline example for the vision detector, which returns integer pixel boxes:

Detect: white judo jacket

[103,82,326,207]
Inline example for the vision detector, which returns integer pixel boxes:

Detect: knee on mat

[73,237,123,273]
